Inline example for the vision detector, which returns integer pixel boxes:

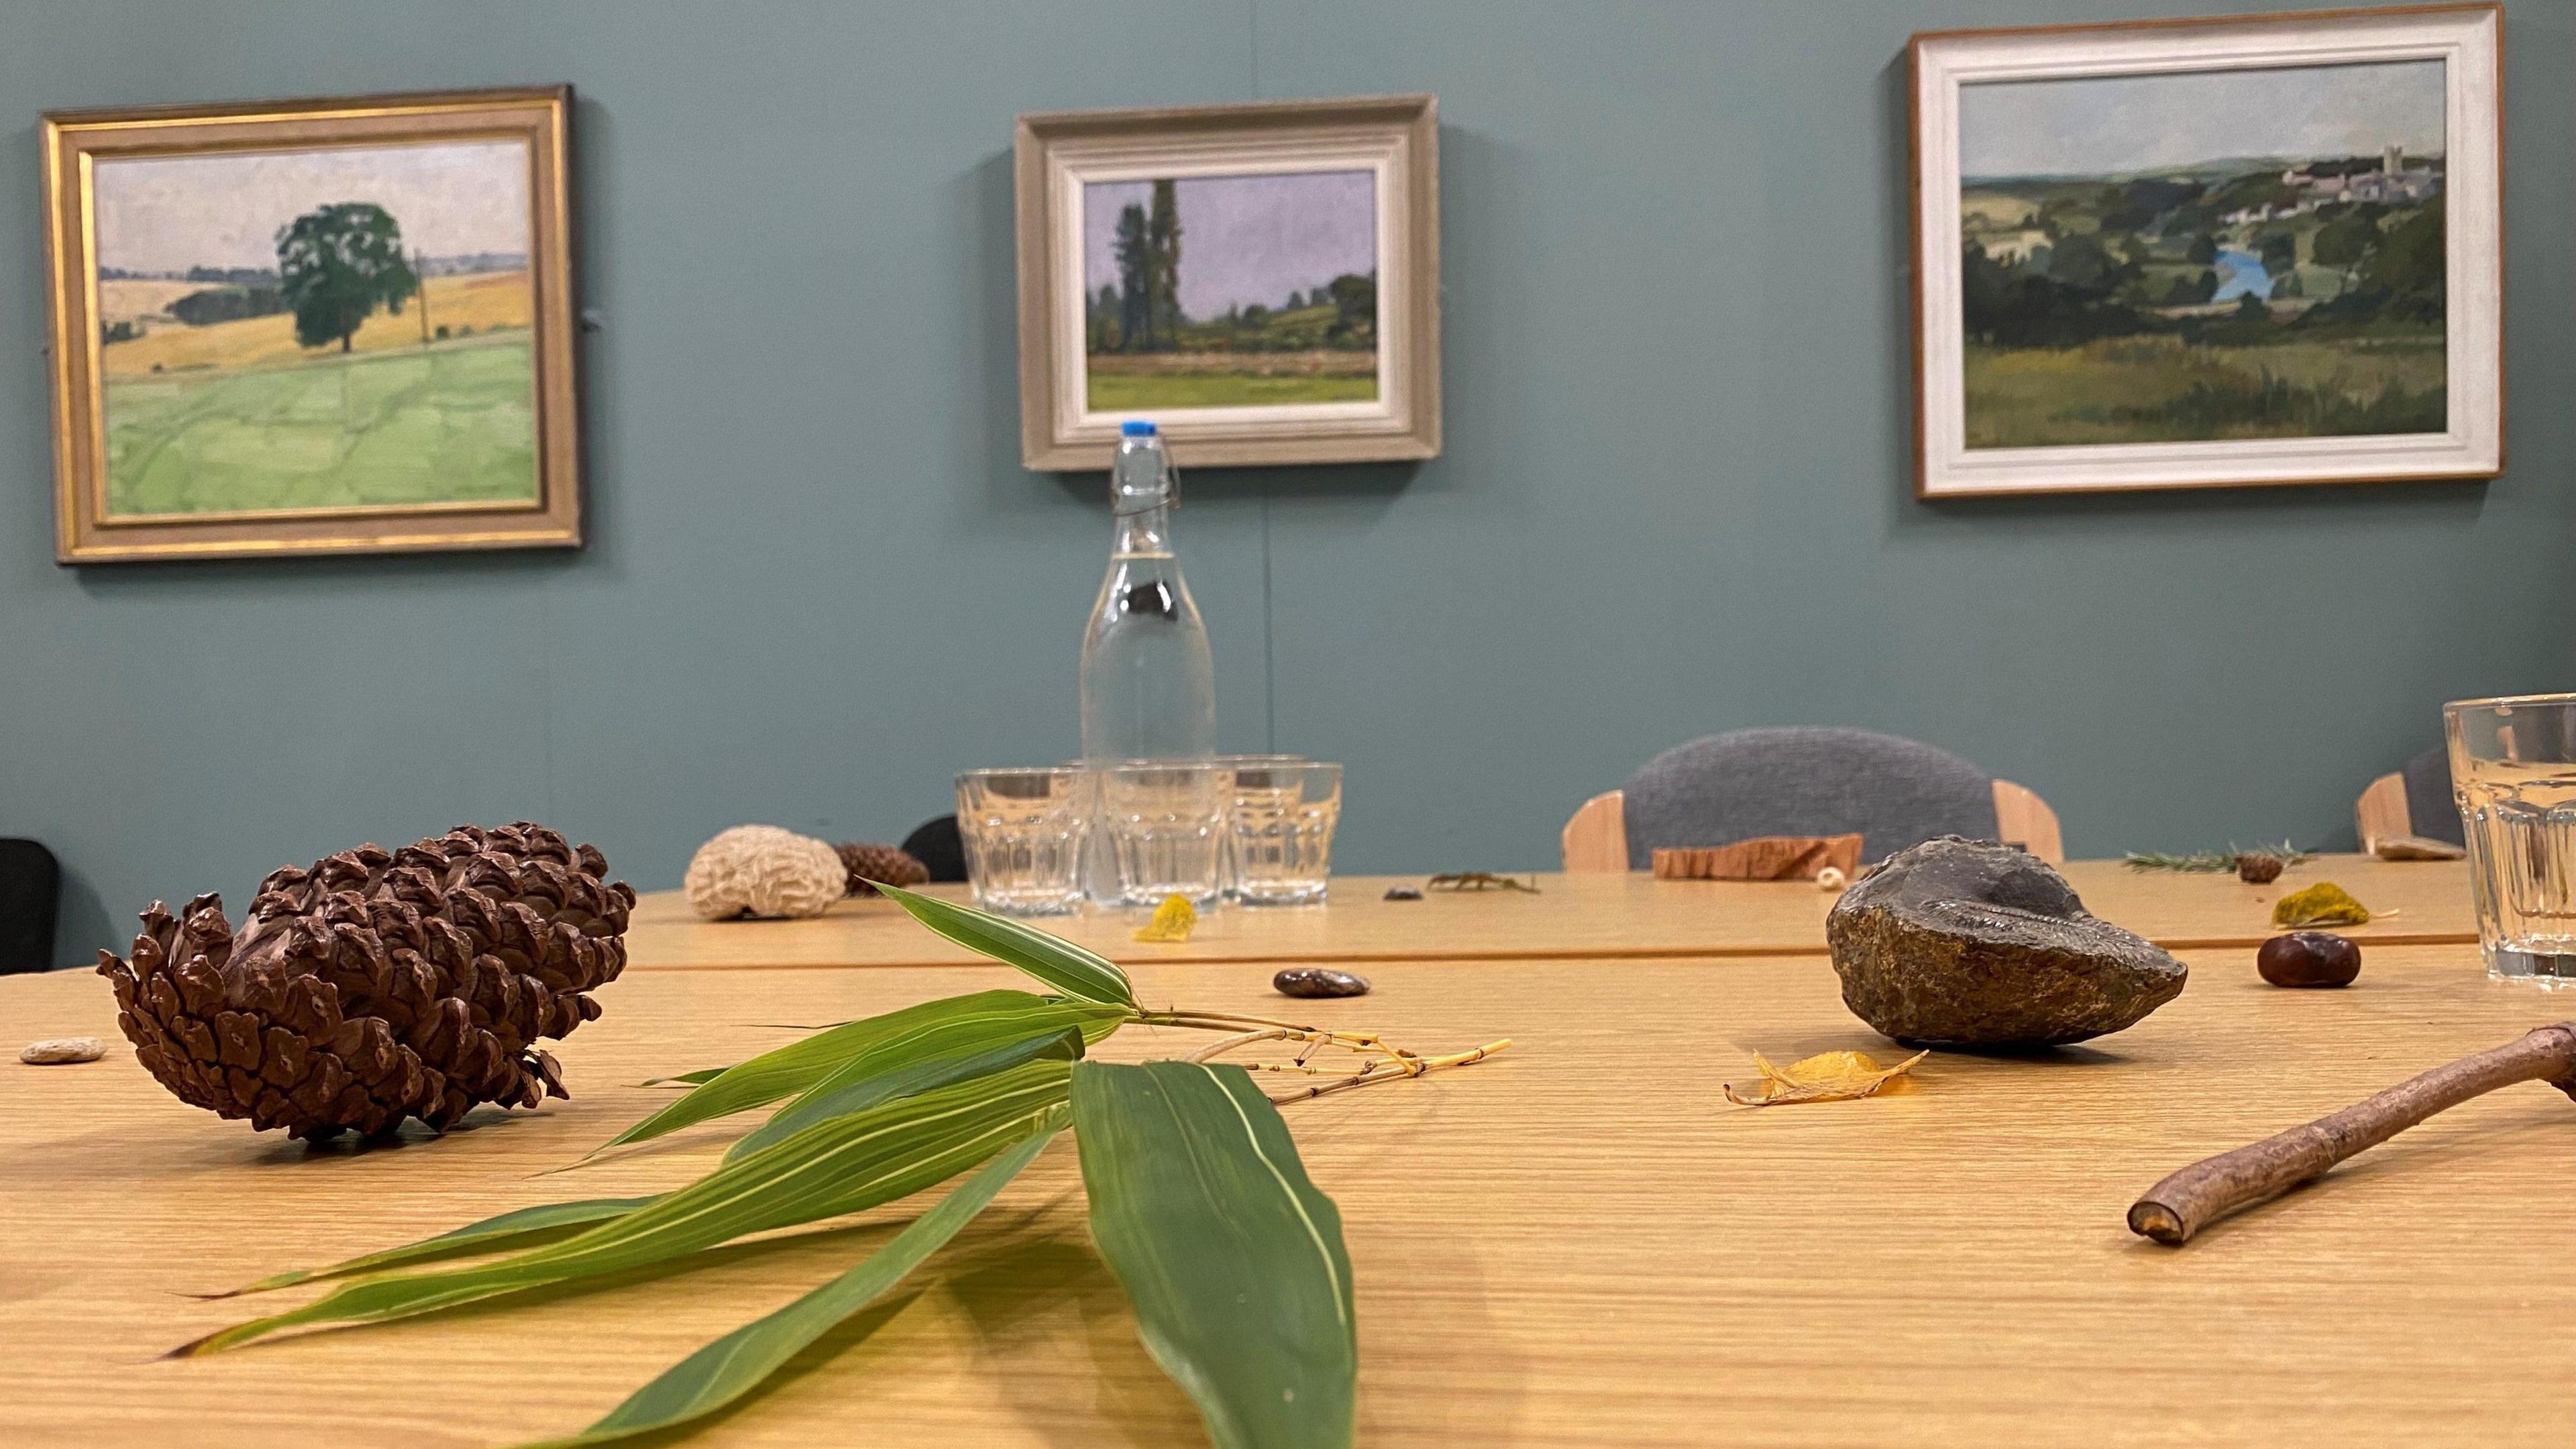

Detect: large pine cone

[97,823,635,1140]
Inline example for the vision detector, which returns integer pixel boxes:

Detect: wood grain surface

[619,855,2475,971]
[5,936,2569,1447]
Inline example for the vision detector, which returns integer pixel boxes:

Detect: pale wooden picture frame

[1014,95,1440,470]
[1911,5,2501,497]
[42,86,580,562]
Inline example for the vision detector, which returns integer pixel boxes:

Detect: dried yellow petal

[1724,1048,1928,1106]
[1133,894,1197,943]
[2271,881,2369,928]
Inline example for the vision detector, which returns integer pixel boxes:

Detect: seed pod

[1273,967,1370,999]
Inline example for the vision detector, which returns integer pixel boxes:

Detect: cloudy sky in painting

[1962,60,2445,179]
[95,139,531,273]
[1083,170,1375,319]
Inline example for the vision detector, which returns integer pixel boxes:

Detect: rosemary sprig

[2123,841,2312,872]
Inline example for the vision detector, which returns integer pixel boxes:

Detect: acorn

[2236,852,2286,884]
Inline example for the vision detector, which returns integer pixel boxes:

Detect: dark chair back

[0,839,60,974]
[2400,745,2466,846]
[902,816,968,883]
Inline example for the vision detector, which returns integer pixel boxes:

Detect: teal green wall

[4,1,2568,964]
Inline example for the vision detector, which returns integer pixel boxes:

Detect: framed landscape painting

[1910,5,2500,496]
[42,87,578,561]
[1015,95,1440,469]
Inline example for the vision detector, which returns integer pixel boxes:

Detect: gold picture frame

[42,86,580,562]
[1014,95,1440,470]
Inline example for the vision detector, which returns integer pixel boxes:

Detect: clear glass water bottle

[1079,422,1219,906]
[1080,422,1216,763]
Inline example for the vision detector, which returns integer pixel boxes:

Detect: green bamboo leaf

[229,1005,1114,1297]
[871,881,1137,1006]
[1072,1061,1356,1449]
[178,1060,1075,1356]
[201,1195,657,1299]
[518,1126,1061,1448]
[591,989,1116,1155]
[725,1022,1086,1164]
[641,1068,726,1087]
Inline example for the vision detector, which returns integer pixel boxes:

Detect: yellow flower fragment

[1133,894,1197,943]
[1723,1049,1929,1107]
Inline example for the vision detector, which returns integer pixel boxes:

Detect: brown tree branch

[2129,1022,2576,1245]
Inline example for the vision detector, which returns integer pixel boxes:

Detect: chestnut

[2258,930,2360,987]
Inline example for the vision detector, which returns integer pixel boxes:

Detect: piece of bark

[2129,1021,2576,1244]
[20,1037,105,1065]
[2372,834,2467,862]
[1653,834,1863,882]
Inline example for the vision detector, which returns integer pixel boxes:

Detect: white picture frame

[1910,4,2501,497]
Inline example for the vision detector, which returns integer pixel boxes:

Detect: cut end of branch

[2126,1199,2188,1245]
[2125,1022,2576,1247]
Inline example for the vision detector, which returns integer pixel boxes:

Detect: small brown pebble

[2236,853,2285,884]
[19,1036,105,1065]
[2257,931,2361,987]
[1382,886,1422,901]
[1273,967,1371,999]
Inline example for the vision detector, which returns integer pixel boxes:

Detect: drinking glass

[1097,762,1230,906]
[1230,761,1342,906]
[1216,754,1307,898]
[2447,694,2576,984]
[955,767,1091,916]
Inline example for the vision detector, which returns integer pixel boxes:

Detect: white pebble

[19,1036,105,1065]
[1816,866,1849,892]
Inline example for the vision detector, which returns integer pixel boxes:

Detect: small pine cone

[98,822,631,1140]
[835,842,930,896]
[2237,853,2286,885]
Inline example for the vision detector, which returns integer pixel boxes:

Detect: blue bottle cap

[1120,420,1158,437]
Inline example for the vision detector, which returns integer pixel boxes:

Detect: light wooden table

[6,938,2570,1447]
[624,855,2475,971]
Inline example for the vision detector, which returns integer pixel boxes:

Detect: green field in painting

[1085,372,1379,409]
[1083,345,1377,411]
[1964,336,2445,447]
[103,334,536,516]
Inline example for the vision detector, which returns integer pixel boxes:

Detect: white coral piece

[684,824,847,920]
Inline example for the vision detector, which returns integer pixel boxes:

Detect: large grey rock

[1827,837,2186,1046]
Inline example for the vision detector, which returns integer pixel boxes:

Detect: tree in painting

[276,202,419,353]
[1113,203,1155,352]
[1146,178,1183,346]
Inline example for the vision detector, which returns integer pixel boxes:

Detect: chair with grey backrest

[1561,727,2063,871]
